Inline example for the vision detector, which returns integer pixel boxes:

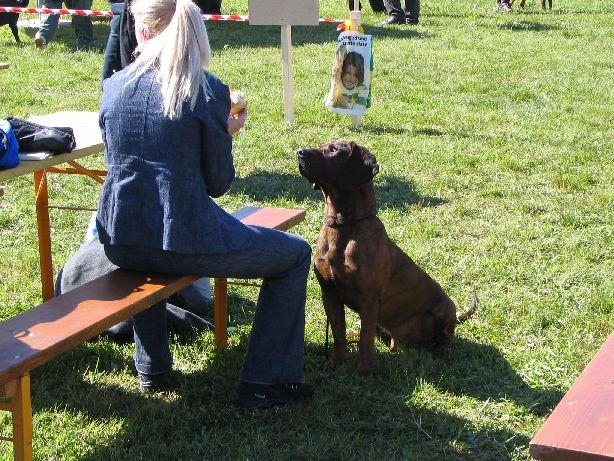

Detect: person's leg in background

[381,0,406,25]
[194,0,221,14]
[101,1,124,81]
[404,0,419,24]
[34,0,63,48]
[495,0,512,11]
[67,0,93,48]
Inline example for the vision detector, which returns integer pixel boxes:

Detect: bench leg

[213,278,228,348]
[0,374,33,461]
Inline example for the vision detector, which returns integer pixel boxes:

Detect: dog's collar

[325,213,376,228]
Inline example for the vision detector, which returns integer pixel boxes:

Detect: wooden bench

[529,332,614,461]
[0,206,305,461]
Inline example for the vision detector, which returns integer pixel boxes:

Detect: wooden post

[350,3,362,129]
[281,25,294,124]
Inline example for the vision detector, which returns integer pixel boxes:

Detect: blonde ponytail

[128,0,212,119]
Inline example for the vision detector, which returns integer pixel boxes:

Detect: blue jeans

[36,0,93,47]
[101,2,123,81]
[104,226,312,384]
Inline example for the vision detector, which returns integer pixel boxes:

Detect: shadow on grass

[232,170,445,210]
[27,331,556,459]
[497,20,560,31]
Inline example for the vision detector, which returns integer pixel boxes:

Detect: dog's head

[297,141,379,191]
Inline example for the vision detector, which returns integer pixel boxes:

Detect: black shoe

[406,18,419,25]
[234,381,314,411]
[380,16,406,25]
[138,372,177,394]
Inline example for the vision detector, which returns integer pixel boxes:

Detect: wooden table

[529,332,614,461]
[0,111,104,301]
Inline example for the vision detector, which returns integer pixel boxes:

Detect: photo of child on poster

[325,31,373,116]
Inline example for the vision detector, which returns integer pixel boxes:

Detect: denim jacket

[97,66,249,255]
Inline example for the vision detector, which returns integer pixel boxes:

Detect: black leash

[324,317,330,360]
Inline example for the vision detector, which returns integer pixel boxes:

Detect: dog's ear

[337,143,379,190]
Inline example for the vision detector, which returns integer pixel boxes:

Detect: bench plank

[236,206,306,231]
[0,271,198,385]
[529,332,614,461]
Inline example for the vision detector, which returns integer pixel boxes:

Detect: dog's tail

[457,294,478,323]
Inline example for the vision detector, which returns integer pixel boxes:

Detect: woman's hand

[228,108,247,136]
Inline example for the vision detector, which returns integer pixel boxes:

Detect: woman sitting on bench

[96,0,313,411]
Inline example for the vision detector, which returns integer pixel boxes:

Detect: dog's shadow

[232,170,445,210]
[319,336,563,418]
[303,335,562,457]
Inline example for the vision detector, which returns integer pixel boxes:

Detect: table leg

[34,170,54,301]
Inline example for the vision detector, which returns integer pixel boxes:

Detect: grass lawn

[1,0,612,459]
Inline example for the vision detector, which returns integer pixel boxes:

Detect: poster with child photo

[325,30,373,116]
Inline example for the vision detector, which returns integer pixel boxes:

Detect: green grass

[1,0,613,459]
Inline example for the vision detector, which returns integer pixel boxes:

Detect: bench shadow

[232,171,445,210]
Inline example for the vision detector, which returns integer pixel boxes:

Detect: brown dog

[297,141,475,376]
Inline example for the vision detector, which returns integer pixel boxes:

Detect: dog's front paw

[324,348,348,372]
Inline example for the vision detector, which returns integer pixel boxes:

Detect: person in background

[101,0,223,81]
[494,0,512,12]
[98,0,313,411]
[100,0,125,80]
[34,0,93,49]
[380,0,420,25]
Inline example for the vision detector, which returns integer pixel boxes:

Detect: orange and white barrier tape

[0,6,343,23]
[0,6,112,16]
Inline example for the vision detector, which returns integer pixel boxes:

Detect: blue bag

[0,119,19,169]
